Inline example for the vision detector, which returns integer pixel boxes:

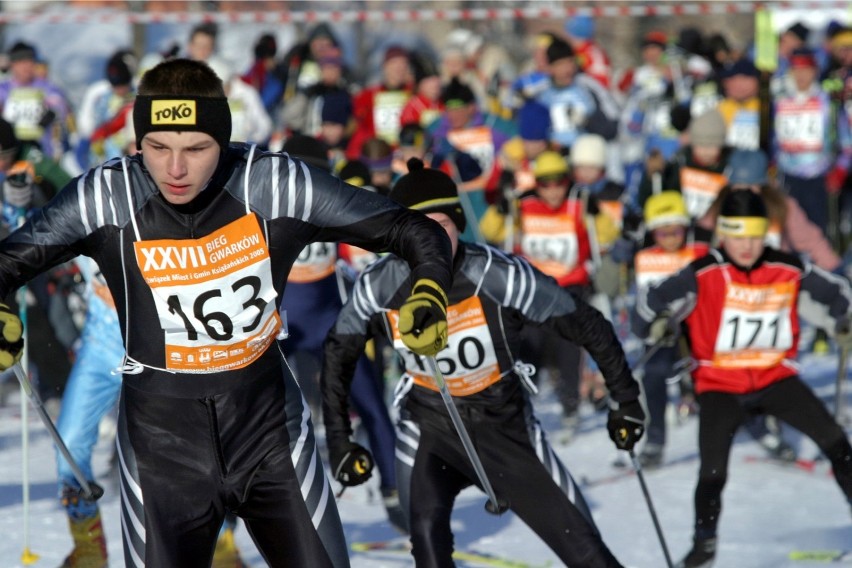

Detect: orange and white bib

[520,212,579,280]
[135,213,281,372]
[712,280,795,369]
[390,296,500,396]
[635,248,698,290]
[680,167,727,219]
[288,241,337,283]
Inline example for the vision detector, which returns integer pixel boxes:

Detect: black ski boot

[675,537,716,568]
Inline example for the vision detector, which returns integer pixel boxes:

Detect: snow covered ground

[0,347,848,568]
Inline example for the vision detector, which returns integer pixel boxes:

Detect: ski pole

[17,283,38,565]
[628,449,674,568]
[12,362,104,502]
[632,340,667,376]
[835,345,849,423]
[443,153,486,245]
[424,356,508,515]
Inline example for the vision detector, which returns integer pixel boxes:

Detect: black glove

[329,439,374,487]
[496,175,516,215]
[0,303,24,371]
[607,399,646,451]
[38,108,56,129]
[398,278,448,356]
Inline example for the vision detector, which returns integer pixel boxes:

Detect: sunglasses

[536,176,567,187]
[653,226,686,238]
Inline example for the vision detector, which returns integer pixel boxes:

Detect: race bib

[680,167,727,219]
[288,241,337,283]
[373,91,409,144]
[4,87,46,141]
[447,126,496,175]
[775,98,823,153]
[520,212,579,279]
[726,110,760,150]
[635,248,696,290]
[390,296,500,396]
[713,281,795,369]
[135,214,281,372]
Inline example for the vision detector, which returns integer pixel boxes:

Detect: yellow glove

[398,279,448,356]
[0,303,23,370]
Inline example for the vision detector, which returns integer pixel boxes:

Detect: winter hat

[644,191,689,230]
[383,45,409,64]
[570,134,606,168]
[642,31,668,49]
[320,91,353,126]
[789,47,817,68]
[281,134,331,172]
[831,28,852,49]
[726,150,768,186]
[689,109,727,147]
[106,50,135,87]
[721,58,760,79]
[518,100,551,141]
[409,51,439,84]
[441,78,475,109]
[677,27,704,56]
[7,41,36,63]
[546,39,575,64]
[389,157,466,232]
[337,159,371,188]
[717,189,768,238]
[254,33,277,60]
[533,150,569,180]
[564,15,595,41]
[0,117,19,156]
[784,22,810,43]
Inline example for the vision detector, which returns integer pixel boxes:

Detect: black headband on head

[133,95,232,151]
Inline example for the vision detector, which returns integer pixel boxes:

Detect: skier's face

[722,234,765,268]
[426,212,459,257]
[141,131,220,206]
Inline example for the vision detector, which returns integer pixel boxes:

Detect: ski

[788,549,852,562]
[352,539,553,567]
[742,455,830,475]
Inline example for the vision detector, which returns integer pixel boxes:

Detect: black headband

[133,95,232,151]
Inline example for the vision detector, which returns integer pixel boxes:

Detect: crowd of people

[0,12,850,568]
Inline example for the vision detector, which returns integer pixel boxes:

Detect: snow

[0,349,848,567]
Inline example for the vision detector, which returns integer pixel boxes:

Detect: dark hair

[706,183,786,226]
[138,58,225,98]
[190,22,218,42]
[719,187,768,218]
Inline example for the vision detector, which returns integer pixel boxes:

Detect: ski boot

[212,526,248,568]
[381,487,409,534]
[675,537,716,568]
[758,432,797,462]
[637,443,664,469]
[60,512,107,568]
[60,485,107,568]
